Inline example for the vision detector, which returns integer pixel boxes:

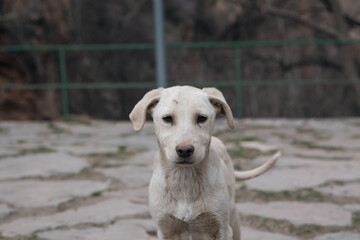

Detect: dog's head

[130,86,234,166]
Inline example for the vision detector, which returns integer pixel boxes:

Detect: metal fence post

[59,48,69,117]
[153,0,167,88]
[235,46,242,118]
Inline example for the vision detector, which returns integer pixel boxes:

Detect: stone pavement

[0,118,359,239]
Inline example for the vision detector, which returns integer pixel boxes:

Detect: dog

[129,86,280,240]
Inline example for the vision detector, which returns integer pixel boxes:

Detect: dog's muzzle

[176,144,194,158]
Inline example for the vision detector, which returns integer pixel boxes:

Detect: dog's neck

[159,147,218,202]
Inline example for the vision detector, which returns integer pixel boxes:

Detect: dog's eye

[162,115,173,124]
[197,115,207,124]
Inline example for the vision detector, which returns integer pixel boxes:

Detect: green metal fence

[1,38,360,118]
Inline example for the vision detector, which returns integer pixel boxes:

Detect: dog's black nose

[176,144,194,158]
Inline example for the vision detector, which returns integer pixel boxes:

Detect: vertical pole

[153,0,167,88]
[59,48,69,117]
[235,46,242,118]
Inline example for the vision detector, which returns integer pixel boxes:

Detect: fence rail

[1,38,360,117]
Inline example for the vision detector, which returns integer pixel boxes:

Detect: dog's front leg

[157,214,189,240]
[209,226,233,240]
[200,224,232,240]
[215,225,233,240]
[157,230,174,240]
[225,225,234,240]
[157,229,185,240]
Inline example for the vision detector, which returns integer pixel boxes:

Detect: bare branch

[0,1,42,26]
[328,0,347,37]
[122,0,148,24]
[319,0,333,11]
[263,6,340,38]
[345,15,360,28]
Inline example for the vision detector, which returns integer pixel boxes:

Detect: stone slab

[52,122,94,135]
[96,165,152,188]
[104,187,149,205]
[0,204,14,218]
[0,122,50,144]
[245,160,360,191]
[241,226,299,240]
[321,137,360,151]
[121,151,155,167]
[316,182,360,198]
[38,219,156,240]
[0,149,18,158]
[284,145,352,160]
[55,145,118,155]
[54,121,135,137]
[68,122,156,149]
[313,232,360,240]
[0,153,89,180]
[0,198,149,237]
[344,204,360,212]
[104,135,158,150]
[240,141,279,153]
[237,202,352,226]
[252,156,324,168]
[0,180,110,208]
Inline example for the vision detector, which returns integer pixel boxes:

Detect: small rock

[0,204,15,218]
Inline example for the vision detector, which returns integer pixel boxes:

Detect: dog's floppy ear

[129,88,163,131]
[202,87,234,129]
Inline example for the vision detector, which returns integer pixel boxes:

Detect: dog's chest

[158,211,220,239]
[174,200,197,221]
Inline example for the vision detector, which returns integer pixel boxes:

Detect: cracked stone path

[0,118,359,239]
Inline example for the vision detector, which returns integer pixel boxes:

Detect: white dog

[130,86,280,240]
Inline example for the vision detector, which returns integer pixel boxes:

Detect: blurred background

[1,0,360,120]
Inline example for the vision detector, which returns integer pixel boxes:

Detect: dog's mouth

[175,160,194,166]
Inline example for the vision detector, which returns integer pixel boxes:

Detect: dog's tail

[234,151,281,181]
